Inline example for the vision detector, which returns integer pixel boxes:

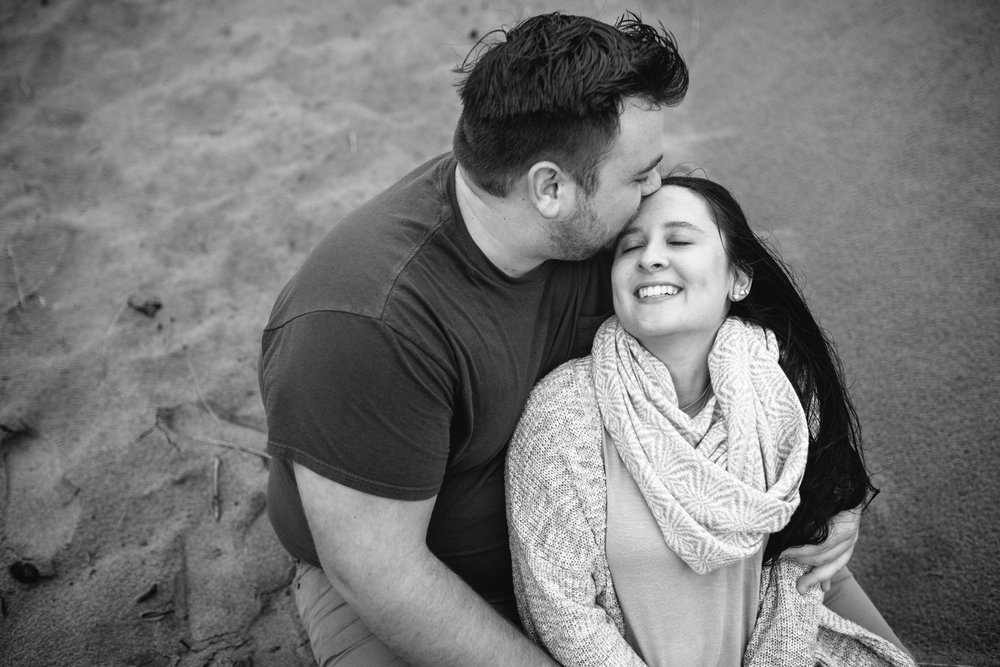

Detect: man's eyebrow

[634,154,663,177]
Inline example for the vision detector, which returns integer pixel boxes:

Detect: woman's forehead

[633,186,714,226]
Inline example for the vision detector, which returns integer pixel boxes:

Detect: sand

[1,0,997,665]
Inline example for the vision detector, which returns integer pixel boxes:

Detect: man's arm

[295,463,556,667]
[783,509,860,594]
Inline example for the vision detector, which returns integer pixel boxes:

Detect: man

[260,12,860,666]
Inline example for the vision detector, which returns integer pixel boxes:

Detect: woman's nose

[638,247,667,271]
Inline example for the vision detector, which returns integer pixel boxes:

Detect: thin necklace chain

[679,384,712,414]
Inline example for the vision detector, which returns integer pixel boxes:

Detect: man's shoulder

[266,154,458,327]
[319,151,456,260]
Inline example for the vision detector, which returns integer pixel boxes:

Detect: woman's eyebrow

[661,220,701,231]
[617,219,702,243]
[616,226,643,241]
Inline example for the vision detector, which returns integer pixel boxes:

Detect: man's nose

[640,170,661,197]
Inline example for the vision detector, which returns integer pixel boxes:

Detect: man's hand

[782,509,860,594]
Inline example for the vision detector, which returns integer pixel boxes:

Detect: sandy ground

[0,0,997,665]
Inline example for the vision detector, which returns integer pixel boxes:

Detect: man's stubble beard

[549,195,640,261]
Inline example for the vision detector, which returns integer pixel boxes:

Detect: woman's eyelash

[617,240,692,253]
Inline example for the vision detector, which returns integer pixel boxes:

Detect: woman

[506,176,913,666]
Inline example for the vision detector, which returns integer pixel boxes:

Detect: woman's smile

[636,283,682,299]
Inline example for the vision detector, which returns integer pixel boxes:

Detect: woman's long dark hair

[661,175,878,562]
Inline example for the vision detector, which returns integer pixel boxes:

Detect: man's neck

[454,166,545,278]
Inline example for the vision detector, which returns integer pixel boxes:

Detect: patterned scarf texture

[591,315,809,574]
[592,316,915,665]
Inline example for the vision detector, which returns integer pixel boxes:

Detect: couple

[259,11,912,666]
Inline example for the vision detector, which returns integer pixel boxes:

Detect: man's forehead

[607,102,664,169]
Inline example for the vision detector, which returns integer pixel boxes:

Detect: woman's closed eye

[615,234,646,255]
[663,231,696,246]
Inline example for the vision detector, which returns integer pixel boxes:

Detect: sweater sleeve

[505,365,645,667]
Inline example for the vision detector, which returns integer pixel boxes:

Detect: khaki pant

[293,561,410,667]
[293,560,909,665]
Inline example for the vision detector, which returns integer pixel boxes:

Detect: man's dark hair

[453,12,688,197]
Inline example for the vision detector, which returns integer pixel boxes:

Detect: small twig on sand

[19,77,56,125]
[688,0,701,64]
[1,450,10,521]
[211,456,221,521]
[192,434,270,461]
[139,607,174,621]
[138,407,270,460]
[4,240,26,309]
[185,355,222,427]
[134,582,158,604]
[100,297,130,374]
[348,130,358,153]
[137,410,182,454]
[1,231,70,316]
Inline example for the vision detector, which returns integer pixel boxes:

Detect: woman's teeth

[637,284,680,299]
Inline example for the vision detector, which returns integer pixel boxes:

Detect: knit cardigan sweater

[506,357,914,667]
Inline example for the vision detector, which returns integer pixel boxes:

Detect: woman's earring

[732,287,749,301]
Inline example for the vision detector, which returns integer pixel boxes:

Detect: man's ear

[526,161,575,219]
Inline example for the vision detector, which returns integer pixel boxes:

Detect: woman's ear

[527,161,573,219]
[730,269,753,302]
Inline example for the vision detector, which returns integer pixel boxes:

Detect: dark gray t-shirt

[259,153,612,616]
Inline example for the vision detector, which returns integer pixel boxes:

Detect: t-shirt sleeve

[260,310,454,500]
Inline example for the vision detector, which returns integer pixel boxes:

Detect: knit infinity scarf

[591,315,809,574]
[592,316,915,666]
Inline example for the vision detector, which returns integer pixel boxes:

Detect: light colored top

[604,431,763,665]
[506,355,915,667]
